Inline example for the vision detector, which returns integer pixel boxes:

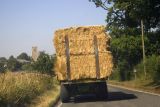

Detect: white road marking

[56,102,62,107]
[108,84,160,97]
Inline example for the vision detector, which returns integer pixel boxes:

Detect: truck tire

[96,82,108,99]
[60,84,70,103]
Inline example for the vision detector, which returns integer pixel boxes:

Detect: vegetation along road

[56,84,160,107]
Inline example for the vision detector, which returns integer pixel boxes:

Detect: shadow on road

[67,91,137,103]
[108,92,137,101]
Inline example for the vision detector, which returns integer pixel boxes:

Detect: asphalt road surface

[56,84,160,107]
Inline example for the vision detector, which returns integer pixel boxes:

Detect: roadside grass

[108,79,160,94]
[0,71,58,106]
[28,81,60,107]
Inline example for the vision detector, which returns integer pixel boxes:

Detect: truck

[53,26,113,102]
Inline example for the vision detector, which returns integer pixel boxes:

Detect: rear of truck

[53,26,113,102]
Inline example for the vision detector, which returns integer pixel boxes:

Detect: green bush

[154,60,160,84]
[21,63,33,71]
[110,68,120,80]
[110,61,133,81]
[32,52,54,75]
[0,63,6,73]
[110,36,145,81]
[7,56,22,71]
[135,55,160,83]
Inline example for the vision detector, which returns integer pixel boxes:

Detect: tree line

[90,0,160,84]
[0,52,55,75]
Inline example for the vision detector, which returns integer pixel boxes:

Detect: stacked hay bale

[53,26,113,81]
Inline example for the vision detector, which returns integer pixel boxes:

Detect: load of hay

[53,26,113,81]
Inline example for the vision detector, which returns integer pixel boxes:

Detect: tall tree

[32,52,54,75]
[7,56,21,71]
[17,52,30,61]
[111,36,147,80]
[90,0,160,37]
[0,57,7,73]
[0,57,7,62]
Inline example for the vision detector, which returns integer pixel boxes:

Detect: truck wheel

[60,84,70,103]
[96,82,108,99]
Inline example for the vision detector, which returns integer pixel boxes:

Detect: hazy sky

[0,0,107,58]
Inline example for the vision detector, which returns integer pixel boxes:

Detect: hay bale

[54,52,113,80]
[53,26,113,81]
[54,26,111,55]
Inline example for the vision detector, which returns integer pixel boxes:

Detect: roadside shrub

[110,62,133,81]
[32,52,54,75]
[110,68,120,80]
[135,55,160,83]
[110,36,146,81]
[21,63,34,71]
[152,56,160,84]
[0,62,6,73]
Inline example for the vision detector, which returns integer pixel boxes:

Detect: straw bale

[53,26,113,81]
[54,52,113,80]
[54,26,111,56]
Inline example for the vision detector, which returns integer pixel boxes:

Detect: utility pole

[141,20,146,77]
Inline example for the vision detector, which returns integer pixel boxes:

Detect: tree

[17,52,30,61]
[0,57,7,62]
[110,36,149,80]
[90,0,160,81]
[89,0,160,37]
[0,62,6,73]
[0,57,7,73]
[7,56,21,71]
[146,31,160,55]
[32,52,54,75]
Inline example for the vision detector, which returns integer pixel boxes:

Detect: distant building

[32,47,39,61]
[17,59,30,63]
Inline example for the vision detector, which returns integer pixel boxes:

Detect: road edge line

[108,84,160,97]
[56,102,62,107]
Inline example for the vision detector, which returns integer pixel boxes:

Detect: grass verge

[0,71,58,106]
[108,79,160,94]
[28,83,60,107]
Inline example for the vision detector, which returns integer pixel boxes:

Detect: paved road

[57,84,160,107]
